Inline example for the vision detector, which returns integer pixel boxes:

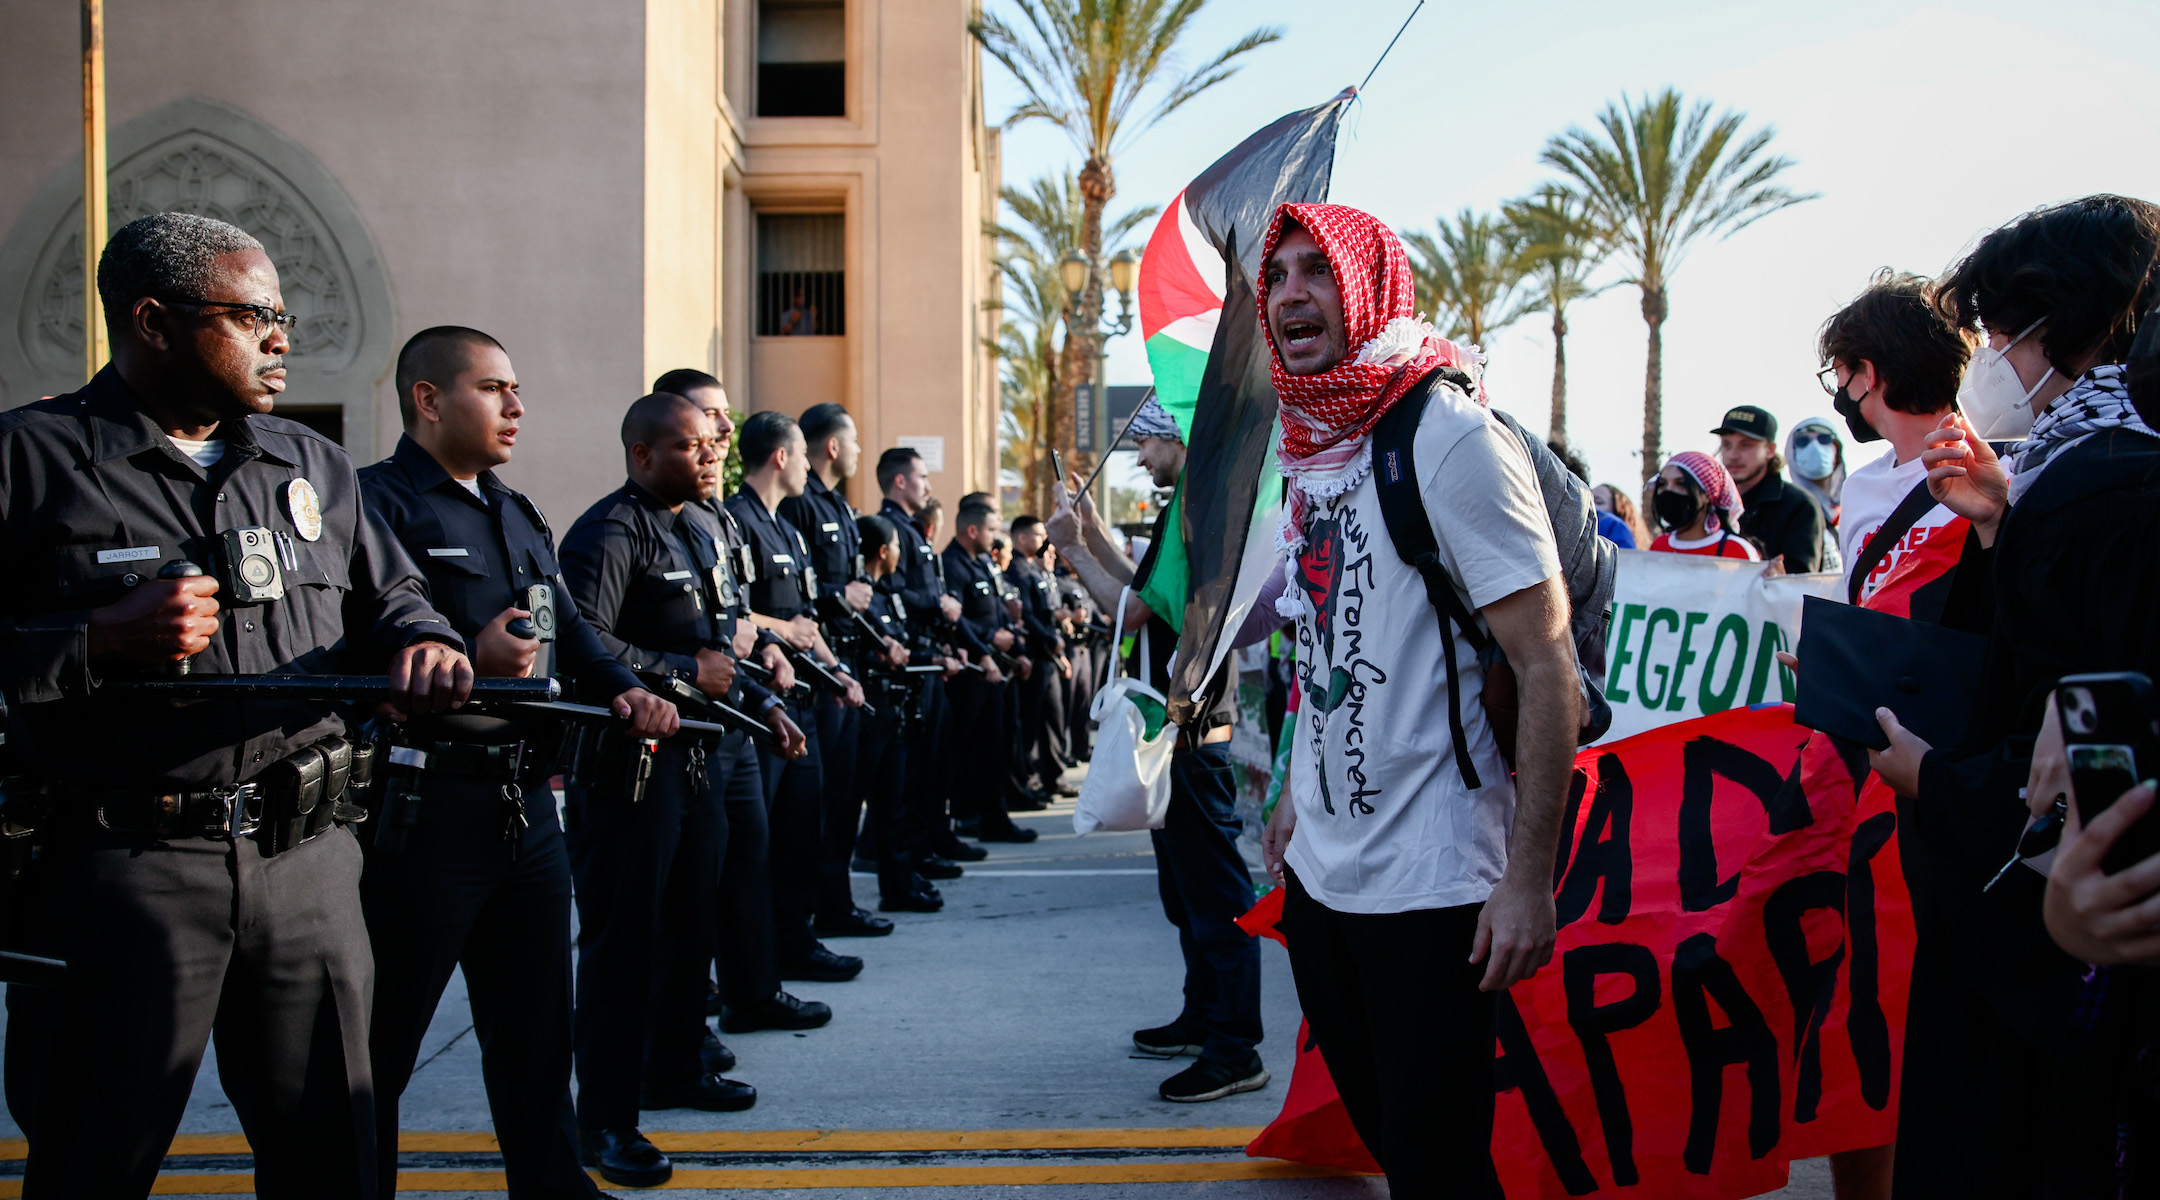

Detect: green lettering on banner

[1637,608,1680,710]
[1697,614,1752,715]
[1665,612,1711,713]
[1746,621,1795,705]
[1607,603,1646,704]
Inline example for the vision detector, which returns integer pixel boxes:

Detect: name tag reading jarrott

[97,546,160,564]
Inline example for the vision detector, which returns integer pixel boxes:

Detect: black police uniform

[556,482,773,1136]
[678,500,784,1019]
[851,583,935,906]
[777,473,868,925]
[1057,565,1102,761]
[941,541,1028,837]
[877,499,980,858]
[357,434,639,1198]
[0,367,460,1199]
[722,489,830,968]
[1008,553,1070,790]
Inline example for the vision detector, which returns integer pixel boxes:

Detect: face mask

[1829,380,1883,444]
[1956,319,2055,440]
[1653,488,1700,532]
[1793,437,1839,481]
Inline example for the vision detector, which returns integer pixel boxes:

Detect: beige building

[0,0,1002,522]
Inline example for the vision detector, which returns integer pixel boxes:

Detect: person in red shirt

[1647,449,1760,560]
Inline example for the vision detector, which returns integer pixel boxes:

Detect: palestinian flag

[1129,89,1352,721]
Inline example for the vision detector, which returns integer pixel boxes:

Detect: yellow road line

[0,1159,1342,1197]
[0,1126,1265,1161]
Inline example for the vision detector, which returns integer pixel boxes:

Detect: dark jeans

[813,695,863,918]
[1279,869,1500,1199]
[565,740,720,1130]
[6,826,374,1200]
[1149,743,1262,1067]
[362,775,595,1198]
[760,701,824,962]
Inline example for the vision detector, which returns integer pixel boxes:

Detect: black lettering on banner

[1845,812,1897,1110]
[1764,871,1848,1123]
[1553,768,1591,890]
[1696,614,1752,714]
[1679,738,1809,912]
[1563,943,1662,1187]
[1494,993,1600,1196]
[1556,754,1633,928]
[1671,932,1781,1174]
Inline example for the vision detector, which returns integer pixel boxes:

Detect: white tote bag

[1073,588,1175,835]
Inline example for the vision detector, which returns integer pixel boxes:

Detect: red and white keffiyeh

[1258,203,1484,610]
[1663,450,1744,533]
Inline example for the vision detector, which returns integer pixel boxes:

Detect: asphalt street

[0,785,1836,1198]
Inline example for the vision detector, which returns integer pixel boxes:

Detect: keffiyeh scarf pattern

[2007,364,2159,501]
[1259,203,1484,616]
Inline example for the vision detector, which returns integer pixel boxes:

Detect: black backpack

[1369,368,1616,789]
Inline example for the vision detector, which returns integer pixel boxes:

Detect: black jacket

[1736,468,1826,572]
[0,368,458,789]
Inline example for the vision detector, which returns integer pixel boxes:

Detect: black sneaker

[778,945,863,982]
[1133,1022,1204,1057]
[916,855,964,881]
[814,907,895,938]
[640,1072,757,1112]
[701,1024,736,1074]
[1159,1055,1270,1103]
[718,990,833,1034]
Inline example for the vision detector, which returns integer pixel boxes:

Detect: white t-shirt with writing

[1284,385,1561,914]
[1837,450,1958,604]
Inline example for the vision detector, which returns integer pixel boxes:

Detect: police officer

[556,393,811,1188]
[647,372,813,1045]
[872,448,998,866]
[776,403,894,938]
[942,501,1038,842]
[724,413,866,983]
[0,213,474,1198]
[1007,516,1076,798]
[852,514,948,912]
[358,327,680,1198]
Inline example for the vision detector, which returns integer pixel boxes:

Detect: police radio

[217,527,289,605]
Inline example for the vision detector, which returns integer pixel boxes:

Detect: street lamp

[1061,247,1140,499]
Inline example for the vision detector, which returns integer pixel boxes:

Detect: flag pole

[1077,387,1154,499]
[1357,0,1424,93]
[80,0,109,383]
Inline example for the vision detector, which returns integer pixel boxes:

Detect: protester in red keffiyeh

[1258,202,1486,572]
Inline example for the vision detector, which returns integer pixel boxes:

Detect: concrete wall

[0,0,995,527]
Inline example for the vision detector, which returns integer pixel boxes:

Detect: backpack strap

[1372,369,1484,790]
[1845,480,1937,605]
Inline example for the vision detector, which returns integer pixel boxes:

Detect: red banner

[1247,704,1914,1198]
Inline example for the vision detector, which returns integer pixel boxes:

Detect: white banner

[1595,550,1842,744]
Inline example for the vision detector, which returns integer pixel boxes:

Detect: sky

[982,0,2160,493]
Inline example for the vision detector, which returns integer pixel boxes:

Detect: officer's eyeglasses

[165,296,299,339]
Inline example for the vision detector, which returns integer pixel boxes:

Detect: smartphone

[2057,672,2160,873]
[1050,449,1067,489]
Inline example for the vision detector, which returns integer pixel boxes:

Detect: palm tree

[973,0,1282,472]
[1405,209,1534,349]
[1541,88,1814,481]
[989,170,1157,512]
[1504,187,1612,444]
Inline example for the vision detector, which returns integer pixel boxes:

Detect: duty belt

[76,735,360,856]
[90,784,265,841]
[388,740,527,783]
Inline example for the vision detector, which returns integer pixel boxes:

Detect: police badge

[282,478,324,541]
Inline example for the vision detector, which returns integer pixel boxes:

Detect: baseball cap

[1711,405,1777,442]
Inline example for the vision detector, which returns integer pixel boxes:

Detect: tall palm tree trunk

[1640,286,1668,483]
[1548,307,1569,444]
[1067,156,1113,477]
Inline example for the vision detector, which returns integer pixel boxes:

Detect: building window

[757,0,845,117]
[757,213,844,337]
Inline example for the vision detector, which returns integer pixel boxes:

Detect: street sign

[1073,383,1095,453]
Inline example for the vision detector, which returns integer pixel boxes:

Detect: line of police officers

[0,214,1104,1198]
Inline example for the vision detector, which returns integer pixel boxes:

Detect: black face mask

[1831,379,1884,444]
[1653,488,1701,532]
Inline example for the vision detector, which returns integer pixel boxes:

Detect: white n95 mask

[1956,318,2055,440]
